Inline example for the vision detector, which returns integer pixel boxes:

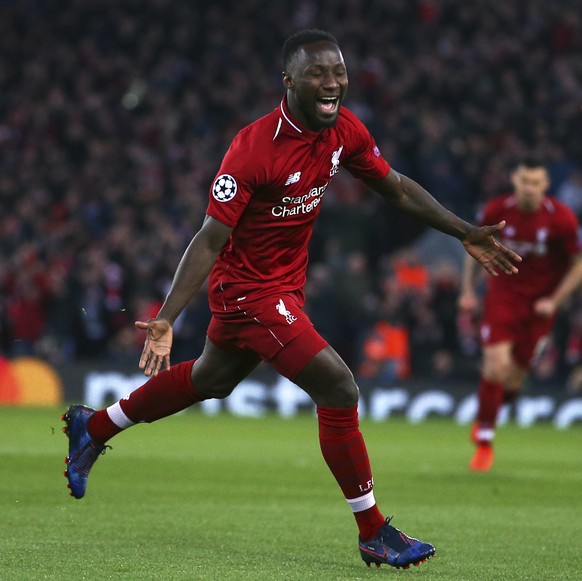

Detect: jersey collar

[275,95,326,143]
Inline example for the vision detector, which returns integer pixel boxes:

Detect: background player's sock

[474,378,504,444]
[317,406,385,541]
[88,359,202,444]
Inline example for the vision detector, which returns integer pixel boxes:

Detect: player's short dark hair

[518,154,547,170]
[282,29,339,70]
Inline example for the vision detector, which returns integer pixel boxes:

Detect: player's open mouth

[317,96,339,114]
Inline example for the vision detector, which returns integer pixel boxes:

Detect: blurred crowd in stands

[1,0,581,390]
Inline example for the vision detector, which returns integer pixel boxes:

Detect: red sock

[475,377,504,442]
[317,406,385,541]
[88,359,203,444]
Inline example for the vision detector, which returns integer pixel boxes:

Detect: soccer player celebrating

[459,155,582,472]
[63,30,521,569]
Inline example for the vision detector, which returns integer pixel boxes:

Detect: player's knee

[192,359,251,400]
[194,379,237,400]
[505,372,525,392]
[210,385,236,400]
[482,359,512,384]
[326,377,360,407]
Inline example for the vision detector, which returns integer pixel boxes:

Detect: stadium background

[1,0,582,421]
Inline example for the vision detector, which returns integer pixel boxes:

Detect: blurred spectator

[329,251,377,367]
[359,316,411,385]
[408,300,445,377]
[391,248,430,294]
[6,279,48,356]
[563,309,582,371]
[556,169,582,219]
[70,269,112,359]
[566,365,582,394]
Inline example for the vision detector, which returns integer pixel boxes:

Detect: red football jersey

[479,194,581,300]
[205,96,390,312]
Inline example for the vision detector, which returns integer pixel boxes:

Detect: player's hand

[534,297,557,318]
[458,290,479,312]
[462,221,522,276]
[135,318,173,377]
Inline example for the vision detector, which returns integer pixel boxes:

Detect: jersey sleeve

[339,108,391,180]
[205,130,260,228]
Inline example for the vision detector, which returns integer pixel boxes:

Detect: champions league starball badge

[212,174,238,202]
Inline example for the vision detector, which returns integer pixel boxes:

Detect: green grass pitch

[1,406,581,580]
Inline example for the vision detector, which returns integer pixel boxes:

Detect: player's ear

[283,71,294,89]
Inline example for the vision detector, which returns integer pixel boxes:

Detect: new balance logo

[276,299,297,324]
[285,171,301,185]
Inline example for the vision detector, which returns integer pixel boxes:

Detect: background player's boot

[359,517,436,569]
[62,405,110,499]
[469,444,494,471]
[469,423,494,471]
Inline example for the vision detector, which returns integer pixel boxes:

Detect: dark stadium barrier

[2,357,581,428]
[48,360,582,429]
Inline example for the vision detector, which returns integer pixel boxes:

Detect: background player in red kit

[62,29,521,569]
[459,155,582,472]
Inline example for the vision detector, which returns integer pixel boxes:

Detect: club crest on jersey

[276,298,296,325]
[329,146,343,176]
[212,174,237,202]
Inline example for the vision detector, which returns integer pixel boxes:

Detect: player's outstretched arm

[135,215,232,376]
[367,169,521,276]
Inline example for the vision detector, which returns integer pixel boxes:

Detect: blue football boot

[359,517,436,569]
[62,405,110,499]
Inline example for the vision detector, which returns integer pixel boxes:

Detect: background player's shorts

[481,293,555,368]
[207,293,328,380]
